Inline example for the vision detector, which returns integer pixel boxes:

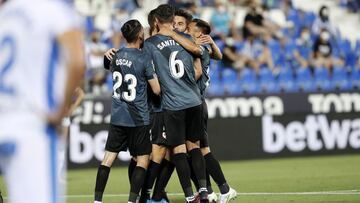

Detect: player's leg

[128,158,137,182]
[164,109,196,203]
[185,105,208,202]
[127,126,151,203]
[140,144,167,202]
[140,112,168,202]
[152,149,174,202]
[0,126,63,203]
[201,102,237,203]
[94,124,127,203]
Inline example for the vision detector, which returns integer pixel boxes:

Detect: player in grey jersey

[94,20,160,203]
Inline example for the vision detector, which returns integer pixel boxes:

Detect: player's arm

[158,27,203,57]
[148,77,161,95]
[104,48,117,70]
[198,35,222,60]
[67,87,85,116]
[194,58,202,80]
[145,57,161,95]
[49,30,85,125]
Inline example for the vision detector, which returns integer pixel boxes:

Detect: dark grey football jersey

[143,34,201,111]
[197,45,210,101]
[110,48,155,127]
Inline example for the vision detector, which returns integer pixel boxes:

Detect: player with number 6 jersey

[93,20,160,203]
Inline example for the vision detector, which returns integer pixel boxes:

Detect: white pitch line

[2,190,359,199]
[62,190,360,198]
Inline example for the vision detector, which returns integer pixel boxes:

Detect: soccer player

[93,19,160,203]
[188,19,237,203]
[154,13,237,202]
[142,4,209,203]
[0,0,85,203]
[59,87,85,182]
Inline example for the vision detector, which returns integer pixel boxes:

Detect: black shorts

[164,105,203,147]
[105,124,151,157]
[200,101,209,148]
[150,112,167,146]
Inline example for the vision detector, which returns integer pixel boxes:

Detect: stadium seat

[225,80,243,95]
[339,39,352,57]
[303,11,316,27]
[239,68,260,94]
[222,68,238,82]
[314,67,334,91]
[259,68,280,93]
[350,68,360,89]
[355,39,360,56]
[332,66,352,90]
[296,68,316,92]
[206,81,225,96]
[278,68,298,92]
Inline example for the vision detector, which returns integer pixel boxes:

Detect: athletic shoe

[199,191,209,203]
[219,188,237,203]
[208,192,218,203]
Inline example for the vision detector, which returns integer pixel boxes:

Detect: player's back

[143,34,201,111]
[0,0,80,128]
[110,48,153,127]
[197,45,211,101]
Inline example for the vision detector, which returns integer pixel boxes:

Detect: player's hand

[198,35,215,45]
[158,26,174,37]
[104,48,116,60]
[47,105,69,127]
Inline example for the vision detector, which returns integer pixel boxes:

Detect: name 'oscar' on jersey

[110,48,155,127]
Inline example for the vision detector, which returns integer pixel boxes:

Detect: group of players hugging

[94,4,237,203]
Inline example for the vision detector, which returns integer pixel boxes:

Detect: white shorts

[0,118,64,203]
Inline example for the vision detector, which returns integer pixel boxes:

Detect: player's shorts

[105,124,151,157]
[200,101,209,148]
[164,105,203,147]
[150,112,167,146]
[0,113,65,203]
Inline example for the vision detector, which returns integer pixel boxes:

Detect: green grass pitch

[1,154,360,202]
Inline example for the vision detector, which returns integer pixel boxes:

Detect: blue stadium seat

[206,81,225,96]
[278,68,298,92]
[355,39,360,56]
[214,40,225,52]
[303,11,316,27]
[314,67,334,91]
[222,68,238,82]
[259,68,280,93]
[268,39,281,64]
[350,68,360,89]
[339,39,352,57]
[225,80,243,95]
[296,68,316,92]
[239,68,260,94]
[332,66,352,90]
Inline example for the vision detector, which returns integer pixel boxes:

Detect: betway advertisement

[68,92,360,168]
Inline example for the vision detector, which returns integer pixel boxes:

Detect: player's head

[174,8,193,33]
[188,18,211,38]
[148,8,158,36]
[154,4,175,25]
[121,19,144,48]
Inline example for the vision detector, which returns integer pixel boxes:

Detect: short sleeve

[143,54,156,80]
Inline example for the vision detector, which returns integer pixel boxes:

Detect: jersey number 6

[112,71,137,102]
[169,51,185,79]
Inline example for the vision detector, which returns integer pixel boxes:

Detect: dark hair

[154,4,175,24]
[192,18,211,35]
[175,8,193,25]
[121,19,143,43]
[148,9,157,34]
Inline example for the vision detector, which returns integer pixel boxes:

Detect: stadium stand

[75,0,360,96]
